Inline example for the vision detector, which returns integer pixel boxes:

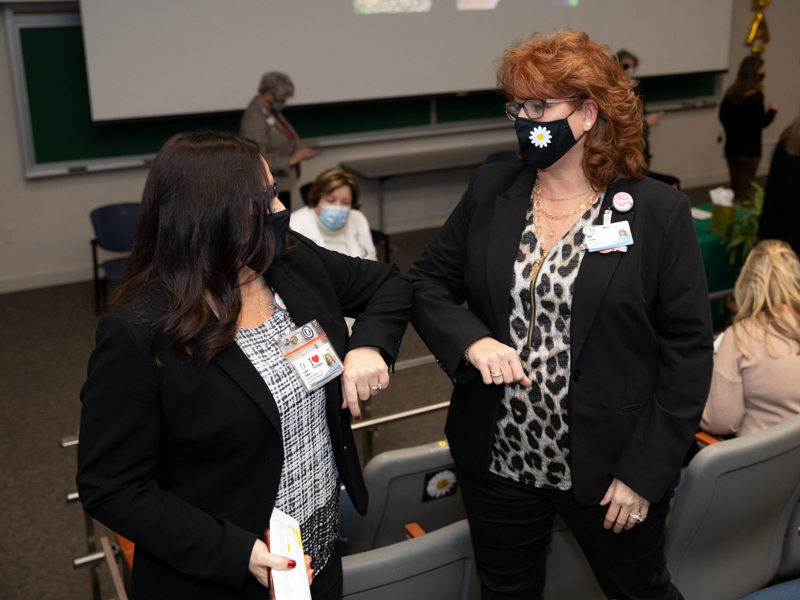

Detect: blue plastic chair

[90,203,140,312]
[737,579,800,600]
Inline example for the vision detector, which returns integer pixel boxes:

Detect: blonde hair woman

[701,240,800,437]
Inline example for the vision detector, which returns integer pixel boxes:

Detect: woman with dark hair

[76,131,413,600]
[290,168,376,260]
[719,55,779,202]
[758,114,800,253]
[407,29,713,599]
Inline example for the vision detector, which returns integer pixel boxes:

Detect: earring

[586,122,592,126]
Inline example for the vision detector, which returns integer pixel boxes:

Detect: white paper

[269,508,311,600]
[691,207,713,220]
[709,186,734,207]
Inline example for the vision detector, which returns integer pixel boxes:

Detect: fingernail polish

[288,559,296,569]
[355,415,360,421]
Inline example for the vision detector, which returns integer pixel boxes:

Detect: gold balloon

[751,0,770,10]
[746,12,770,45]
[751,46,765,56]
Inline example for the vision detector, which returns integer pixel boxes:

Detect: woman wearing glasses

[407,30,712,599]
[77,131,413,600]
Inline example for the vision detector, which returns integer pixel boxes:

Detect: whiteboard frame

[5,4,152,179]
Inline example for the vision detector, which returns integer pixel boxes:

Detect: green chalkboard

[16,19,719,171]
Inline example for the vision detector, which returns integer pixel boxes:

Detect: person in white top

[291,168,377,261]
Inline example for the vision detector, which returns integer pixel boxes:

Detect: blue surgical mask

[271,101,286,112]
[318,205,350,230]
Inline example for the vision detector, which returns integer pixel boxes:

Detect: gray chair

[345,441,466,554]
[342,519,479,600]
[778,502,800,579]
[665,413,800,600]
[543,516,605,600]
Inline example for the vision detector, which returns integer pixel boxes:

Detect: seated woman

[291,168,377,260]
[701,240,800,437]
[76,131,413,600]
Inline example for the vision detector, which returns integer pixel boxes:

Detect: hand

[768,101,779,112]
[644,111,664,127]
[249,539,314,590]
[599,478,650,533]
[290,148,318,165]
[341,346,389,420]
[465,337,532,387]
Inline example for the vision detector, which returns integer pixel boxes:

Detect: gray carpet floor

[0,178,742,599]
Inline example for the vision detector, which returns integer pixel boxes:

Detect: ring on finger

[629,512,644,523]
[490,370,503,378]
[369,383,382,391]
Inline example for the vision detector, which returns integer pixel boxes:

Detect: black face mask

[246,210,290,271]
[758,72,765,82]
[515,109,586,170]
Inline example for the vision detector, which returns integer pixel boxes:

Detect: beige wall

[648,0,800,186]
[1,0,798,293]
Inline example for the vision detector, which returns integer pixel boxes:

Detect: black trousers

[726,155,761,203]
[310,541,343,600]
[457,468,682,600]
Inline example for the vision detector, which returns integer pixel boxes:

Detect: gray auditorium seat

[342,519,479,600]
[543,515,605,600]
[665,413,800,600]
[345,441,466,554]
[777,502,800,579]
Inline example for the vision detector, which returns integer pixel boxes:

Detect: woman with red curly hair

[407,29,712,599]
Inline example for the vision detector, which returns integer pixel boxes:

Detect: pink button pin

[612,192,633,212]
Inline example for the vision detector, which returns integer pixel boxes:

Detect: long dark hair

[725,56,763,105]
[112,131,288,365]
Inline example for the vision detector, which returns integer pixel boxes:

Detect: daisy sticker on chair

[422,469,458,501]
[529,126,552,148]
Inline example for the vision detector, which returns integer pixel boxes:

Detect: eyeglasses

[250,182,280,214]
[504,98,580,121]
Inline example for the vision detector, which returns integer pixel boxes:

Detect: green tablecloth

[693,202,743,328]
[694,203,741,294]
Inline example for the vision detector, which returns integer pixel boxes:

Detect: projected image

[457,0,578,8]
[354,0,431,13]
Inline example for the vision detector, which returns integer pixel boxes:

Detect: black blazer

[406,161,713,505]
[77,233,413,599]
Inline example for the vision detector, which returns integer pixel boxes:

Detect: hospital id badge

[276,320,344,393]
[582,221,633,252]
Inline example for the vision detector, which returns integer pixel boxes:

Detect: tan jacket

[239,97,298,192]
[701,318,800,437]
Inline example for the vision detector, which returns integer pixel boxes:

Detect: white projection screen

[79,0,734,122]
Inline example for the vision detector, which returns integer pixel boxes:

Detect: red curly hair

[497,29,647,191]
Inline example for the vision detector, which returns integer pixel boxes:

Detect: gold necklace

[532,190,600,254]
[533,178,590,202]
[538,189,594,221]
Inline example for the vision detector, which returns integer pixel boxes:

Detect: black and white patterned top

[236,307,339,574]
[490,193,603,490]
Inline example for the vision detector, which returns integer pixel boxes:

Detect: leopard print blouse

[489,193,603,490]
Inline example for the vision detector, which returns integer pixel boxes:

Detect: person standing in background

[617,49,664,169]
[241,71,318,207]
[719,56,778,203]
[757,114,800,253]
